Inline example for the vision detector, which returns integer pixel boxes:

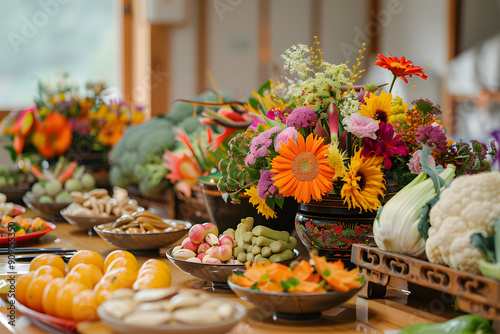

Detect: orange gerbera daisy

[374,53,428,84]
[32,112,72,159]
[270,133,335,203]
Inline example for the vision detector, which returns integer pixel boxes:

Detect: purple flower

[362,122,409,169]
[245,126,281,166]
[358,89,370,104]
[68,118,91,134]
[257,170,279,199]
[416,124,448,153]
[249,108,284,130]
[285,107,317,129]
[274,127,298,151]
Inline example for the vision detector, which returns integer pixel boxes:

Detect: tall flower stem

[388,75,397,93]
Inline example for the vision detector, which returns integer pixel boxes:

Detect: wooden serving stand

[351,244,500,321]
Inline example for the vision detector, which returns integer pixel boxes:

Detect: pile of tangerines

[16,250,171,321]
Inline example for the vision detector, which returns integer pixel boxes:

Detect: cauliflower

[426,172,500,274]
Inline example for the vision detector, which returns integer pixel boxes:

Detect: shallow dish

[23,195,69,219]
[8,204,26,217]
[0,222,56,246]
[97,298,246,334]
[228,279,363,320]
[12,298,79,333]
[60,209,116,230]
[94,220,191,250]
[166,248,299,288]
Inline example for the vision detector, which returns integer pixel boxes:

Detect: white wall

[206,0,259,99]
[364,0,448,106]
[165,0,448,106]
[168,0,199,104]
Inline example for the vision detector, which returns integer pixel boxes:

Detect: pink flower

[342,113,379,140]
[416,124,448,153]
[249,108,284,130]
[274,127,298,151]
[407,149,436,174]
[285,107,317,129]
[163,151,202,183]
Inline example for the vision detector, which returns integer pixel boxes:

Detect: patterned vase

[295,175,400,263]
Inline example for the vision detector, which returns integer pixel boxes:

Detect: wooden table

[0,221,458,334]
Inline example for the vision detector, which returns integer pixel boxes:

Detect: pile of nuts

[100,287,240,326]
[64,187,139,217]
[97,210,186,234]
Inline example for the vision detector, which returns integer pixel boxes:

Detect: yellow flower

[341,149,385,212]
[38,107,49,117]
[360,90,393,123]
[132,111,144,124]
[327,142,347,180]
[245,186,276,219]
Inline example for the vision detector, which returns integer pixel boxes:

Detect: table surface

[0,217,458,334]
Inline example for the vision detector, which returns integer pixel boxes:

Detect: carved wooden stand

[351,244,500,320]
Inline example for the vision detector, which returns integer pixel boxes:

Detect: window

[0,0,121,110]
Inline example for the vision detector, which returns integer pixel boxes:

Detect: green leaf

[265,197,275,210]
[322,269,331,277]
[471,232,495,263]
[280,280,291,291]
[4,146,17,162]
[257,80,271,96]
[275,197,285,209]
[249,97,259,111]
[259,274,270,282]
[355,276,365,284]
[286,277,300,287]
[251,282,259,291]
[420,146,444,196]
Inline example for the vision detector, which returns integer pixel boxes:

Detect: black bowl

[198,176,298,234]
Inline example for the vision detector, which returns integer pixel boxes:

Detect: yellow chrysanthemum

[341,149,386,212]
[327,142,347,180]
[271,133,336,203]
[360,90,393,123]
[245,186,276,219]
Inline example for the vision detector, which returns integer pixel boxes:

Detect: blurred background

[1,0,500,158]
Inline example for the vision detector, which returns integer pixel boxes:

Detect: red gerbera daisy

[375,53,428,84]
[361,121,409,169]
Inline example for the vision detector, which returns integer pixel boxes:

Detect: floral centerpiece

[1,74,145,162]
[217,38,496,255]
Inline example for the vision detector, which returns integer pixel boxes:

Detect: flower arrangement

[218,38,497,219]
[1,74,145,161]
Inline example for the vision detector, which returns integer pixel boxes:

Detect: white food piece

[133,287,177,303]
[217,304,235,319]
[186,257,201,263]
[169,293,202,310]
[173,307,221,324]
[101,299,136,319]
[110,288,135,300]
[173,249,196,260]
[124,311,172,326]
[136,300,171,312]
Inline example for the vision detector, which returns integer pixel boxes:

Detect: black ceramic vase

[198,177,297,234]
